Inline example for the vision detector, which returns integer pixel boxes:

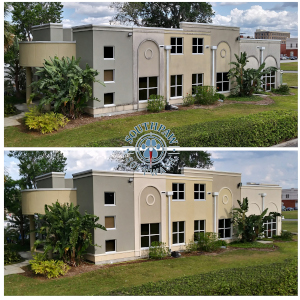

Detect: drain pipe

[164,46,172,105]
[257,46,265,66]
[259,193,267,211]
[166,191,173,251]
[211,46,217,88]
[212,192,219,233]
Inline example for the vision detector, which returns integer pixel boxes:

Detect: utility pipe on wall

[212,192,219,233]
[166,191,173,251]
[260,193,267,211]
[211,46,217,88]
[164,46,172,105]
[257,46,265,66]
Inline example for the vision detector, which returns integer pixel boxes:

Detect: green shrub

[271,84,290,95]
[4,246,22,265]
[273,230,294,241]
[217,93,226,100]
[194,86,219,105]
[182,93,195,106]
[4,103,17,117]
[185,240,199,252]
[147,94,166,112]
[195,232,219,252]
[148,241,170,259]
[29,253,70,279]
[25,106,69,134]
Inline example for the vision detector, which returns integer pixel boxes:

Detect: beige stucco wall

[22,189,77,215]
[19,42,76,67]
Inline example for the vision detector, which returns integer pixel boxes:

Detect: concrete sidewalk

[4,251,33,276]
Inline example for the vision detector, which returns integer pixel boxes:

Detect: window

[171,37,183,54]
[173,221,185,244]
[104,192,115,205]
[170,75,183,97]
[286,194,289,198]
[290,43,293,47]
[264,218,277,238]
[216,72,229,92]
[218,218,231,239]
[194,184,205,200]
[194,220,205,240]
[104,46,114,59]
[172,183,185,200]
[139,77,158,101]
[105,216,115,229]
[104,70,114,82]
[262,71,276,91]
[105,240,116,252]
[104,93,114,105]
[141,223,160,248]
[192,74,203,93]
[192,38,203,54]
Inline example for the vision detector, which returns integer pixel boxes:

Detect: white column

[259,47,265,65]
[166,191,173,251]
[211,46,217,88]
[260,193,267,211]
[164,46,172,105]
[212,192,219,233]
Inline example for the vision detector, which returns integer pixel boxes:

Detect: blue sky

[4,150,298,189]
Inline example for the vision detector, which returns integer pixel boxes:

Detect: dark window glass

[193,46,197,53]
[177,38,183,45]
[171,75,176,86]
[179,221,184,232]
[194,184,199,191]
[171,37,176,45]
[200,220,205,231]
[225,219,231,228]
[104,93,114,105]
[192,74,197,84]
[193,38,197,46]
[177,75,182,85]
[225,228,231,238]
[149,88,158,97]
[219,219,223,228]
[179,191,184,199]
[200,193,205,200]
[198,46,203,53]
[105,192,115,205]
[179,183,184,191]
[139,89,147,101]
[218,229,224,239]
[173,222,178,232]
[216,82,222,91]
[139,77,147,89]
[106,240,115,252]
[151,235,159,244]
[141,236,149,248]
[150,223,159,235]
[149,77,157,87]
[223,82,229,91]
[141,224,149,236]
[176,86,182,97]
[194,192,198,199]
[198,74,202,83]
[194,220,198,231]
[171,87,176,97]
[217,73,223,82]
[177,46,182,53]
[104,46,114,59]
[179,233,184,243]
[173,233,177,244]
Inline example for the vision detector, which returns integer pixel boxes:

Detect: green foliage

[217,93,225,100]
[4,246,22,265]
[273,231,294,241]
[29,254,70,279]
[148,241,170,259]
[34,202,106,266]
[193,86,219,105]
[108,258,298,296]
[30,56,103,119]
[272,84,290,95]
[182,93,195,106]
[194,232,220,252]
[232,197,281,242]
[147,94,166,112]
[4,103,17,117]
[25,106,69,134]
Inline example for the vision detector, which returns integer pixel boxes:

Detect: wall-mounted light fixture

[128,32,133,37]
[237,182,243,188]
[128,177,133,183]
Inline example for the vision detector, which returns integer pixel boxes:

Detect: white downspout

[260,193,267,211]
[211,46,217,88]
[259,47,265,66]
[212,192,219,233]
[164,46,172,105]
[166,191,173,251]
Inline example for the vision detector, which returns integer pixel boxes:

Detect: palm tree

[4,3,14,52]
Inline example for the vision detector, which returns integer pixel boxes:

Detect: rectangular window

[105,216,115,229]
[262,71,276,91]
[105,240,116,252]
[104,192,115,205]
[104,70,114,82]
[104,93,114,105]
[171,37,183,54]
[192,38,203,54]
[192,74,203,93]
[172,221,185,244]
[170,75,183,97]
[194,220,205,240]
[141,223,160,248]
[172,183,185,200]
[104,46,114,59]
[138,77,158,101]
[286,194,289,198]
[216,72,229,92]
[218,218,231,239]
[264,218,277,238]
[194,184,205,200]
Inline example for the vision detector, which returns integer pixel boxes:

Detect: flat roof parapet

[35,172,65,181]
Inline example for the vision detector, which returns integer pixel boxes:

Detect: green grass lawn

[4,241,297,296]
[4,74,297,147]
[282,210,298,219]
[282,221,298,233]
[280,62,298,71]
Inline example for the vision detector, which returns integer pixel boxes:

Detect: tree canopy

[110,2,215,28]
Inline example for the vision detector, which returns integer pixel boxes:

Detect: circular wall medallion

[145,48,153,60]
[220,49,226,58]
[222,195,229,205]
[146,194,155,206]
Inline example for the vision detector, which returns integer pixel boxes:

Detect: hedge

[105,258,297,296]
[83,110,297,147]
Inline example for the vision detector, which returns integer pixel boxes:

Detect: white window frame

[263,218,277,238]
[104,192,116,206]
[104,46,115,60]
[216,72,230,92]
[218,218,232,239]
[194,184,206,201]
[192,38,204,54]
[105,216,116,230]
[170,75,183,98]
[192,73,204,92]
[194,220,205,241]
[140,223,160,249]
[104,69,115,83]
[104,92,115,107]
[170,37,183,55]
[138,76,159,102]
[105,239,116,253]
[172,221,185,245]
[262,71,276,91]
[172,183,185,201]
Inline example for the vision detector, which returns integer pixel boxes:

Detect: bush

[25,106,69,134]
[148,241,170,259]
[182,93,195,106]
[4,246,22,265]
[272,84,290,95]
[185,240,199,252]
[194,86,219,105]
[4,103,17,117]
[147,94,166,112]
[29,253,70,279]
[217,93,225,100]
[195,232,219,252]
[273,230,294,241]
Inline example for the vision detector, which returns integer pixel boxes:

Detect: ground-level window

[170,75,183,97]
[216,72,229,92]
[138,77,158,101]
[104,70,114,82]
[171,37,183,54]
[105,216,115,229]
[104,192,115,205]
[173,221,185,244]
[262,71,276,91]
[194,184,205,201]
[104,93,114,105]
[194,220,205,240]
[264,218,277,238]
[218,218,231,239]
[172,183,185,200]
[105,240,116,252]
[141,223,160,248]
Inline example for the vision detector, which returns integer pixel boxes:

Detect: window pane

[225,219,231,228]
[105,192,114,205]
[198,38,203,46]
[194,220,198,231]
[104,70,114,81]
[219,219,224,228]
[179,233,184,243]
[151,235,159,244]
[171,75,176,86]
[172,183,177,191]
[171,87,176,97]
[149,88,158,97]
[149,76,157,88]
[179,192,184,199]
[192,74,197,84]
[104,93,114,105]
[273,221,277,229]
[179,183,184,191]
[106,240,115,252]
[179,221,184,232]
[177,38,183,45]
[105,216,115,228]
[216,82,222,91]
[216,73,223,82]
[177,86,182,96]
[173,222,177,232]
[200,220,205,231]
[218,229,224,238]
[198,46,203,53]
[171,46,176,54]
[194,192,198,199]
[192,38,197,46]
[139,77,147,89]
[200,184,205,191]
[139,89,147,101]
[171,37,176,45]
[198,74,203,84]
[225,228,231,238]
[193,46,197,53]
[177,75,182,85]
[141,236,149,248]
[194,184,199,191]
[200,193,205,200]
[141,224,149,236]
[104,47,114,59]
[223,72,229,81]
[173,233,177,244]
[150,223,159,235]
[177,46,182,53]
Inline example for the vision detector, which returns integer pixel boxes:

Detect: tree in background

[110,151,213,174]
[110,2,215,28]
[11,2,63,41]
[4,2,14,52]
